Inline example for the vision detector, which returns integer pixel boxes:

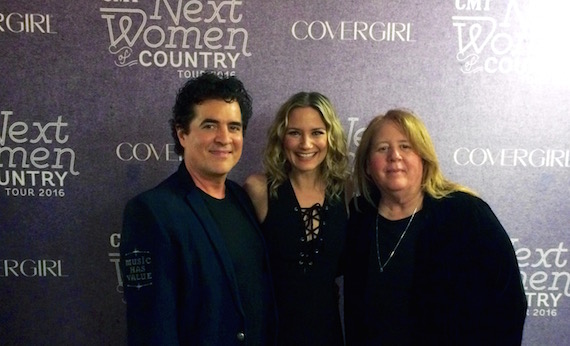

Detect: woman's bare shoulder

[243,173,267,196]
[243,173,269,222]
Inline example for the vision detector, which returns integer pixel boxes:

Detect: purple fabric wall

[1,0,569,344]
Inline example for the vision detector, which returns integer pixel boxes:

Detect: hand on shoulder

[243,173,269,222]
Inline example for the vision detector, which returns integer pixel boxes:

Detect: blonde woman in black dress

[244,92,349,346]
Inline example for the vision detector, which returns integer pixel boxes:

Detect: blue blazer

[120,163,277,345]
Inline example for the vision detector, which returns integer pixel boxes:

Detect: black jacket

[120,163,277,345]
[345,192,527,345]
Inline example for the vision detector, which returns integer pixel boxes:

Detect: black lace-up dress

[262,180,346,346]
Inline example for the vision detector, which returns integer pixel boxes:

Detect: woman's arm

[243,173,269,223]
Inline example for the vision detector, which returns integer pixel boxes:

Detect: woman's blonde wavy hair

[264,92,349,201]
[354,109,476,208]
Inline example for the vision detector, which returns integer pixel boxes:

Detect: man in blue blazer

[120,72,276,345]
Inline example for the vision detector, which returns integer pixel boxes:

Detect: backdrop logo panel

[453,147,570,168]
[0,12,56,34]
[0,110,79,198]
[109,233,124,300]
[452,0,529,74]
[291,20,414,42]
[346,117,367,161]
[514,239,569,319]
[115,142,180,162]
[0,259,68,278]
[99,0,251,78]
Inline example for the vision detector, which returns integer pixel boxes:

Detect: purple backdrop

[1,0,569,344]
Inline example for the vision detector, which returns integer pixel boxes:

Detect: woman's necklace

[375,206,418,273]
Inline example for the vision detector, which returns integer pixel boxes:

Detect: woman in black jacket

[345,109,527,345]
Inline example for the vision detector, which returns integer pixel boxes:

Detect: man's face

[177,99,243,182]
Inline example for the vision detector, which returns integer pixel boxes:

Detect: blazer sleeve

[413,194,527,345]
[471,197,527,345]
[120,196,185,345]
[426,195,527,345]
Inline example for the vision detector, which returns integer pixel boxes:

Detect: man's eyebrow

[200,118,242,127]
[200,118,219,124]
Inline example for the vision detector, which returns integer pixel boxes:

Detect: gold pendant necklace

[375,206,418,273]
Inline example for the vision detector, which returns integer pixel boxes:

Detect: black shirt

[200,188,270,346]
[364,210,424,345]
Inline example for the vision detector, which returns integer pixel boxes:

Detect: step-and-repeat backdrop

[1,0,569,344]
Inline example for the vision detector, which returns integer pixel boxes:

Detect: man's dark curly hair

[170,72,253,155]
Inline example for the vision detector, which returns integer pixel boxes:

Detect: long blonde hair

[354,109,476,207]
[264,92,349,200]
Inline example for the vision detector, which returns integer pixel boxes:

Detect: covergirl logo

[0,12,56,34]
[100,0,250,77]
[116,142,180,162]
[291,20,414,42]
[0,259,68,277]
[453,148,570,168]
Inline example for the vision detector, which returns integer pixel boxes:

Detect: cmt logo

[0,259,68,277]
[455,0,491,11]
[116,142,180,162]
[0,13,56,34]
[109,233,124,296]
[452,0,530,74]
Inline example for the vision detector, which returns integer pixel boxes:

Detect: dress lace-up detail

[301,203,322,241]
[297,203,325,272]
